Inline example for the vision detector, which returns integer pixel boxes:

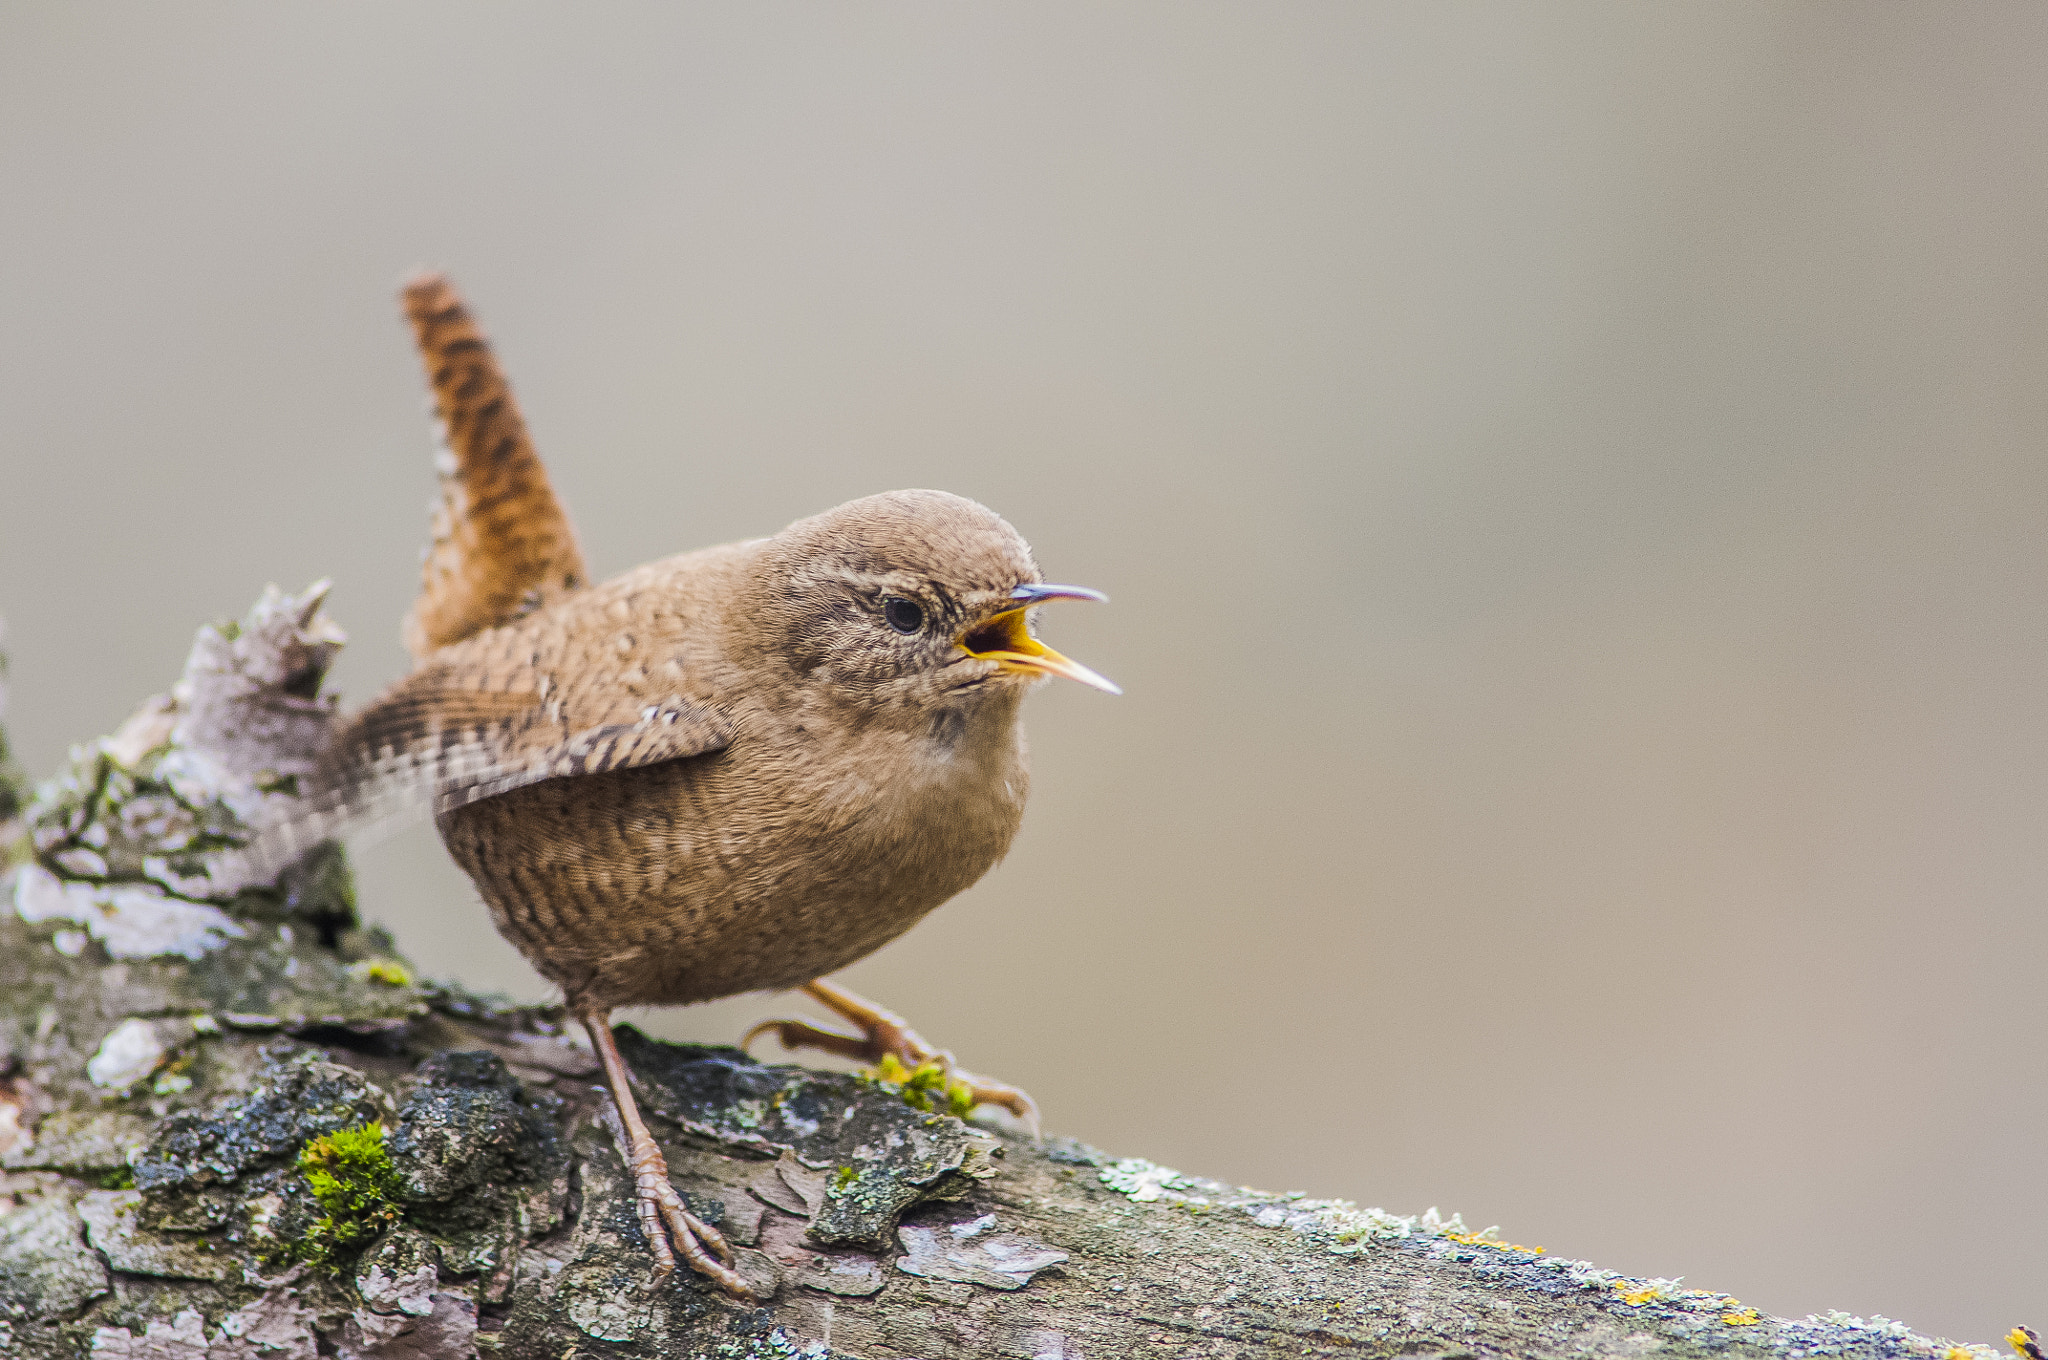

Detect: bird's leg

[742,978,1040,1135]
[578,1011,754,1300]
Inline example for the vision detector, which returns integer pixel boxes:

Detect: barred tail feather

[401,272,588,659]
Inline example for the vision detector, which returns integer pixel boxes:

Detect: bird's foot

[743,978,1040,1135]
[627,1138,751,1299]
[582,1009,755,1301]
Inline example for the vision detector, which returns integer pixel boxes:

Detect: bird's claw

[741,1014,873,1063]
[945,1066,1040,1137]
[633,1146,751,1299]
[743,979,1041,1137]
[587,1012,756,1302]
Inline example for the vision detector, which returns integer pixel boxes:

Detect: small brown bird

[262,275,1116,1298]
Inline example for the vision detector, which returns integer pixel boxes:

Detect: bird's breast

[440,694,1031,1009]
[761,701,1030,888]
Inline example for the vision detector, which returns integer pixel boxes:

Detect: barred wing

[239,662,731,877]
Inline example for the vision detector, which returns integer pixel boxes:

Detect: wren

[261,275,1116,1297]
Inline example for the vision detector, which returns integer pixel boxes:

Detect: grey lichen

[87,1290,321,1359]
[894,1210,1066,1290]
[4,1112,153,1180]
[77,1188,237,1282]
[16,581,346,951]
[381,1050,568,1276]
[0,1192,108,1322]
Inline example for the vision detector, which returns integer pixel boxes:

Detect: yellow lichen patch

[1613,1278,1685,1307]
[1722,1307,1761,1326]
[1445,1229,1543,1254]
[347,959,412,987]
[865,1052,975,1119]
[870,1052,916,1083]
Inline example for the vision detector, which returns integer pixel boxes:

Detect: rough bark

[0,596,2014,1360]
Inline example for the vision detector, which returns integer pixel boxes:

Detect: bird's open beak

[957,584,1121,694]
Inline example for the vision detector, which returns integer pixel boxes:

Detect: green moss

[92,1165,136,1191]
[832,1165,858,1193]
[864,1053,976,1120]
[295,1121,403,1271]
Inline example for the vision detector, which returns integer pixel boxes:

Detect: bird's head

[743,489,1117,718]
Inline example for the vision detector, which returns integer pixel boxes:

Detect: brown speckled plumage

[423,504,1039,1012]
[401,274,586,657]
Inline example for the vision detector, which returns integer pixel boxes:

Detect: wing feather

[237,659,731,878]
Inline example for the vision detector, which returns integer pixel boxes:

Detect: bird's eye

[883,597,926,634]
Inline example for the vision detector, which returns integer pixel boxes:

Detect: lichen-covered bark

[0,594,2012,1360]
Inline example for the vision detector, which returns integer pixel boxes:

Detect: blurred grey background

[3,2,2044,1341]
